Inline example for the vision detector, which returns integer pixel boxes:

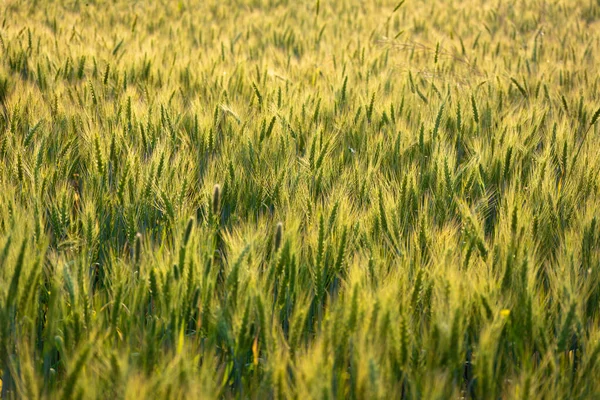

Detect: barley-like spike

[184,217,194,245]
[471,94,479,124]
[212,184,221,216]
[557,303,576,352]
[61,345,92,400]
[7,238,27,311]
[433,102,444,140]
[274,222,283,252]
[252,82,263,109]
[590,106,600,127]
[134,232,142,268]
[561,95,569,115]
[511,77,528,98]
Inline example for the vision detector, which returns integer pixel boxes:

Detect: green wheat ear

[274,222,283,252]
[184,217,194,243]
[134,232,142,270]
[590,106,600,127]
[572,105,600,170]
[212,184,221,216]
[252,82,263,109]
[471,94,479,124]
[0,76,8,104]
[6,238,27,312]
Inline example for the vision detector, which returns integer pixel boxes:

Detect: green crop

[1,0,600,398]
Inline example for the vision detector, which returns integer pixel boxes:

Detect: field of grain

[1,0,600,398]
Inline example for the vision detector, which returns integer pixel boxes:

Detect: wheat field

[1,0,600,398]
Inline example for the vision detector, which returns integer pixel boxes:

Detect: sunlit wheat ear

[274,222,283,251]
[134,232,142,270]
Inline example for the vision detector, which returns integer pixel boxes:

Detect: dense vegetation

[1,0,600,398]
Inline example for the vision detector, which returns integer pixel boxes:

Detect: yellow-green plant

[1,0,600,398]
